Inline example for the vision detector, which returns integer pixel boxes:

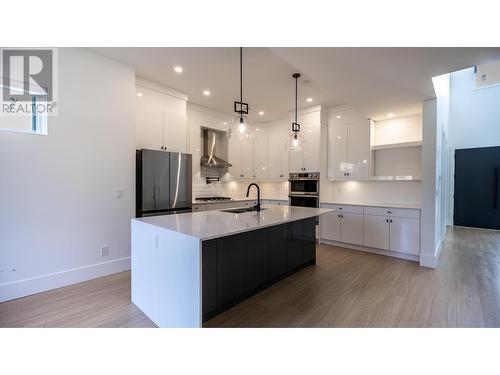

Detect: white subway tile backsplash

[193,176,289,200]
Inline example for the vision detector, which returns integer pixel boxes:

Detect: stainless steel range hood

[200,127,232,168]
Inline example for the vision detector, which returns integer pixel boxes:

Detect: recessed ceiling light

[306,97,313,103]
[387,113,395,118]
[336,115,342,119]
[174,66,183,73]
[203,90,210,96]
[223,122,227,125]
[136,92,143,97]
[258,111,264,116]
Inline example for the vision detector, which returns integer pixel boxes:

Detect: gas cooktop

[195,196,233,202]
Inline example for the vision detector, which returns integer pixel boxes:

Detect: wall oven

[289,172,319,195]
[289,172,319,208]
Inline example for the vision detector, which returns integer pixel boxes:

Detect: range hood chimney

[200,127,232,168]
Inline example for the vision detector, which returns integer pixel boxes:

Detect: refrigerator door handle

[153,184,156,210]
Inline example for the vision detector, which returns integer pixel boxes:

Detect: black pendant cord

[240,47,243,105]
[234,47,248,121]
[295,74,298,124]
[291,73,301,136]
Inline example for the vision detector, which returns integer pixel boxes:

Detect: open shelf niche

[369,114,423,181]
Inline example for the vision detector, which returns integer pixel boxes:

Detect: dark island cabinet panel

[202,239,217,315]
[269,224,288,280]
[202,219,316,321]
[287,218,316,271]
[216,233,246,307]
[245,228,270,292]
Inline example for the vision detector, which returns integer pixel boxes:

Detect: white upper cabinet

[135,83,187,153]
[267,121,289,180]
[329,120,348,179]
[346,120,371,178]
[253,128,268,179]
[228,126,254,180]
[328,109,371,180]
[136,98,164,151]
[290,108,322,173]
[302,115,321,172]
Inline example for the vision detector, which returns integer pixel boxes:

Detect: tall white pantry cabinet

[135,80,188,153]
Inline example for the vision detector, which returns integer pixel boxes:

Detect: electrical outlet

[115,188,124,199]
[100,245,109,256]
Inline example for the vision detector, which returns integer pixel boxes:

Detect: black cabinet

[216,233,246,307]
[202,218,315,322]
[287,217,316,271]
[269,224,288,280]
[202,239,217,315]
[245,229,269,292]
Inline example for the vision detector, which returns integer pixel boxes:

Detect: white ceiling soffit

[90,47,343,122]
[271,47,500,120]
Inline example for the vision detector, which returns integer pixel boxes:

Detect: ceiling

[90,47,340,122]
[91,47,500,122]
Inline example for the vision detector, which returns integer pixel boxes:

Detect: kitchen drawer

[363,206,420,219]
[333,204,363,215]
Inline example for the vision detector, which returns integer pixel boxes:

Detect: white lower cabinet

[320,206,363,245]
[340,212,364,245]
[363,214,390,250]
[389,216,420,255]
[320,211,341,242]
[321,203,421,260]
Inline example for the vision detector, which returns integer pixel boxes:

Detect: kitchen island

[131,205,332,327]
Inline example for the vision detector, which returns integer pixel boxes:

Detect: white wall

[420,98,441,268]
[0,48,136,301]
[450,67,500,150]
[446,66,500,227]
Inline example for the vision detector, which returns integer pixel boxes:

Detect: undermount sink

[221,207,268,214]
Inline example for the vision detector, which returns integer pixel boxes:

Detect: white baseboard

[419,240,442,269]
[0,257,131,303]
[320,239,420,262]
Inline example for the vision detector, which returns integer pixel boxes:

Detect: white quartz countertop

[135,205,332,241]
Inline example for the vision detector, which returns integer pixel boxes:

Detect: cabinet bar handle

[495,167,499,210]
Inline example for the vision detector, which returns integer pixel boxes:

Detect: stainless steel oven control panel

[289,172,319,180]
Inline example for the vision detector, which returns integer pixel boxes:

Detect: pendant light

[285,73,306,152]
[234,47,254,137]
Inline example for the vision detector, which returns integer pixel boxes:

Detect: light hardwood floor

[2,226,500,328]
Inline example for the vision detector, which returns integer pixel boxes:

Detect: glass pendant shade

[235,115,256,139]
[285,131,306,152]
[238,116,247,134]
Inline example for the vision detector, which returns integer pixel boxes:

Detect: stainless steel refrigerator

[136,149,192,217]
